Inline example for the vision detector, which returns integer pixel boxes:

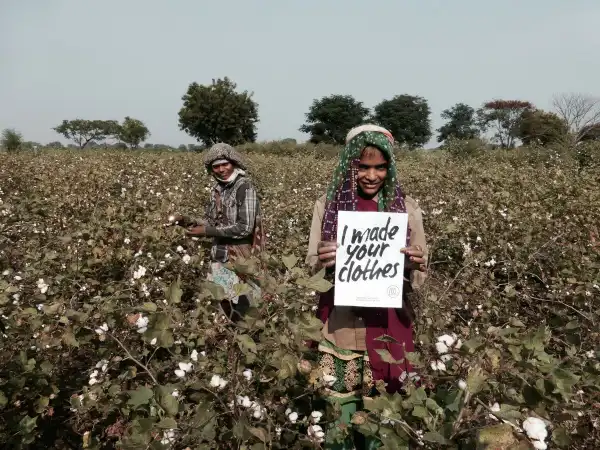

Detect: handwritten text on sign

[334,211,408,308]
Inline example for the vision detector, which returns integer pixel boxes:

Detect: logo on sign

[387,285,400,298]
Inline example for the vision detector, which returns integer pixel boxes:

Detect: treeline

[2,77,600,152]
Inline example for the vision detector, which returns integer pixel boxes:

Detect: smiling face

[356,146,389,197]
[211,161,235,180]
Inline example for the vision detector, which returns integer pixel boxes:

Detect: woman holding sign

[306,124,427,448]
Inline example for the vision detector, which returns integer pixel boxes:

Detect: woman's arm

[306,196,325,273]
[408,203,428,291]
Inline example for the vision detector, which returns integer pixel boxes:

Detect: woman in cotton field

[172,143,265,320]
[306,125,427,448]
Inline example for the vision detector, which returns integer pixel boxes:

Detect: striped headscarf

[321,126,408,242]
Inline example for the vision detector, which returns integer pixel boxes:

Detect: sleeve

[204,185,257,239]
[408,204,428,291]
[306,197,325,273]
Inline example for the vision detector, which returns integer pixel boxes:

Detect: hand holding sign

[401,245,426,272]
[317,241,338,269]
[334,211,409,308]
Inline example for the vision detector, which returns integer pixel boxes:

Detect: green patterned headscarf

[321,130,408,242]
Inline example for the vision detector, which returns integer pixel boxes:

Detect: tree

[552,93,600,143]
[1,128,23,152]
[46,141,64,149]
[437,103,479,143]
[372,95,432,148]
[53,119,120,149]
[118,117,150,149]
[299,95,370,145]
[517,109,568,146]
[477,100,533,148]
[178,77,258,146]
[578,122,600,142]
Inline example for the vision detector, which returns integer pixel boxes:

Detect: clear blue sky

[1,0,598,148]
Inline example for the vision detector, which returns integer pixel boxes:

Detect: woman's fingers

[318,251,336,262]
[400,246,424,258]
[409,256,426,265]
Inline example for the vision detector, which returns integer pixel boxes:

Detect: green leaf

[374,334,399,344]
[236,334,257,354]
[166,278,182,304]
[379,432,409,450]
[35,396,49,413]
[494,404,522,423]
[467,365,487,394]
[411,405,428,418]
[40,360,53,374]
[375,349,401,364]
[509,317,525,327]
[425,398,441,414]
[62,330,79,348]
[565,320,579,330]
[203,281,226,300]
[159,394,179,417]
[552,427,572,448]
[19,415,37,434]
[463,337,485,353]
[278,354,297,380]
[22,307,38,316]
[422,431,450,445]
[0,391,7,407]
[247,426,268,443]
[282,255,298,270]
[127,386,154,408]
[297,268,333,293]
[156,418,178,429]
[404,351,423,367]
[156,386,179,417]
[141,302,157,312]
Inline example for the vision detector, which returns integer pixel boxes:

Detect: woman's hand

[165,214,187,227]
[186,225,206,236]
[401,245,426,272]
[317,241,338,269]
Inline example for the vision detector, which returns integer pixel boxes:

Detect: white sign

[334,211,408,308]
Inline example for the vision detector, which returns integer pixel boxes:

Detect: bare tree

[552,93,600,143]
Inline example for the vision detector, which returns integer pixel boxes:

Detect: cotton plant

[431,332,462,371]
[523,417,549,449]
[209,374,228,389]
[175,362,193,379]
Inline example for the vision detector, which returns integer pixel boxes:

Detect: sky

[1,0,599,148]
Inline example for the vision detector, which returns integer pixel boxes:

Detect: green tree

[373,95,432,148]
[299,94,370,145]
[437,103,479,143]
[52,119,120,149]
[517,109,568,146]
[477,100,534,148]
[1,128,23,152]
[178,77,258,146]
[119,117,150,149]
[46,141,64,149]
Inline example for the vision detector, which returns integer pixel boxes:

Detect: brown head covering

[202,143,247,172]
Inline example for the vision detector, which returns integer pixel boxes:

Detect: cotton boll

[435,341,449,354]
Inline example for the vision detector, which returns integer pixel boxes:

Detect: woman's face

[212,161,234,180]
[357,146,388,197]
